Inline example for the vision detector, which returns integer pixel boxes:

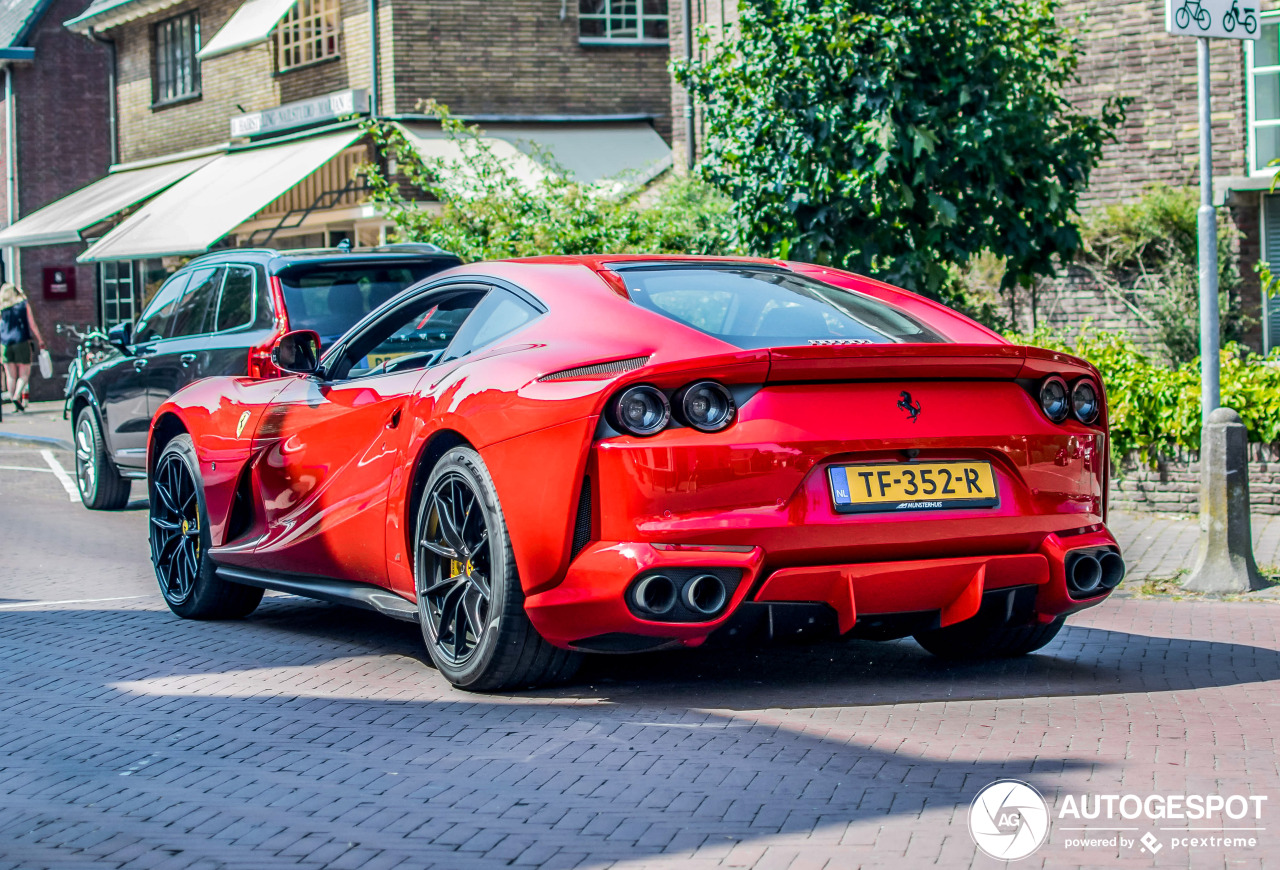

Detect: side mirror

[271,330,322,376]
[107,321,132,351]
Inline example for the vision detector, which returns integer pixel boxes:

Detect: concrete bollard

[1183,407,1267,594]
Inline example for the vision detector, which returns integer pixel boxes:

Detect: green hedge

[1013,329,1280,458]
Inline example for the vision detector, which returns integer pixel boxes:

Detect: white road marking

[0,464,53,472]
[0,594,151,609]
[40,449,80,503]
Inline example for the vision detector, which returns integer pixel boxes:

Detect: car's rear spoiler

[764,344,1099,383]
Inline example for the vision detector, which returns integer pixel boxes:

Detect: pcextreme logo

[968,780,1051,861]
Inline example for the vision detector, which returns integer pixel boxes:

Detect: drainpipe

[682,0,694,170]
[368,0,379,118]
[4,64,17,285]
[88,28,118,165]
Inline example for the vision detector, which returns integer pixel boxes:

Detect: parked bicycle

[1223,0,1258,33]
[1175,0,1212,30]
[55,323,113,420]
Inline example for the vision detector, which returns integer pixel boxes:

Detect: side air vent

[571,477,592,559]
[539,356,650,382]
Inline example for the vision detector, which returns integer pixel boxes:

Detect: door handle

[133,359,148,372]
[180,353,198,367]
[386,407,403,429]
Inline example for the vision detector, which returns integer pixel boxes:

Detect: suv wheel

[74,407,130,510]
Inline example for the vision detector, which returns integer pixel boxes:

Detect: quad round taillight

[611,385,670,436]
[675,380,736,432]
[1039,376,1070,423]
[1071,379,1101,424]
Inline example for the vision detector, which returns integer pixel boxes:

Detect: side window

[252,267,274,329]
[134,271,192,343]
[334,289,486,380]
[168,266,224,339]
[445,289,541,361]
[214,266,256,332]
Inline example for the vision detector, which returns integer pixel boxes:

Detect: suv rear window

[616,266,946,348]
[279,264,448,339]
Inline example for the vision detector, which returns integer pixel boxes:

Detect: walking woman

[0,283,46,412]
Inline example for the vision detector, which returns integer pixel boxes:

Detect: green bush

[360,107,738,260]
[1074,185,1247,365]
[1015,327,1280,459]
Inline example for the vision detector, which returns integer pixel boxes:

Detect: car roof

[182,244,463,273]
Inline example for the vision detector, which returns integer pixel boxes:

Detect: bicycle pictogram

[1175,0,1212,30]
[1223,0,1258,34]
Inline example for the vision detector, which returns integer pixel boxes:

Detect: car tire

[414,446,581,691]
[74,407,131,510]
[913,613,1065,659]
[150,434,263,620]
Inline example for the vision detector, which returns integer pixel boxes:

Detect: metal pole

[1198,36,1220,423]
[682,0,695,170]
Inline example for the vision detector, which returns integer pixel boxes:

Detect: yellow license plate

[828,461,999,513]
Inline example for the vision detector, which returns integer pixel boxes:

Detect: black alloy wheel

[418,471,493,666]
[150,447,204,607]
[74,407,130,510]
[149,435,262,620]
[414,447,580,691]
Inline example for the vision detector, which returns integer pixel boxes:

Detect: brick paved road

[1,449,1278,869]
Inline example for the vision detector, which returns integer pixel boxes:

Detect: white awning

[396,121,673,194]
[197,0,297,59]
[79,129,362,262]
[0,155,215,249]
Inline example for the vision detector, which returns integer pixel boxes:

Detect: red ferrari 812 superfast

[147,255,1123,690]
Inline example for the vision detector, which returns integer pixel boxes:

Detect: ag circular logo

[968,780,1051,861]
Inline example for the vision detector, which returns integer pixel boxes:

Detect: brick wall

[5,0,110,400]
[387,0,672,141]
[114,0,374,162]
[1111,444,1280,513]
[1059,0,1250,206]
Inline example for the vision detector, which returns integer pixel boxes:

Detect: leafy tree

[674,0,1126,297]
[361,106,737,260]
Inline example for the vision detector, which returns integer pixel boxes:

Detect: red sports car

[147,255,1123,690]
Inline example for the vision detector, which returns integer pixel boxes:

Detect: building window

[579,0,669,44]
[276,0,342,72]
[1249,14,1280,174]
[100,262,137,329]
[153,12,201,105]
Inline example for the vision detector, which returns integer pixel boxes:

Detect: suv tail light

[247,275,290,379]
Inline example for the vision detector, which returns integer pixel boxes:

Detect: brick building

[0,0,676,397]
[0,0,111,391]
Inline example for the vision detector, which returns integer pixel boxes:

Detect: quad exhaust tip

[684,573,728,615]
[1099,551,1126,590]
[633,574,677,616]
[1065,549,1126,597]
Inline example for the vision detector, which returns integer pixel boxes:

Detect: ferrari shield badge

[236,410,251,438]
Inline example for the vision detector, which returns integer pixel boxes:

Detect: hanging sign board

[1166,0,1261,39]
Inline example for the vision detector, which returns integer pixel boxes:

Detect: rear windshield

[617,266,947,348]
[279,263,449,340]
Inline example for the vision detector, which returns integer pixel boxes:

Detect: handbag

[37,347,52,379]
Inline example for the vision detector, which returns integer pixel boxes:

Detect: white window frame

[1247,11,1280,176]
[275,0,342,73]
[578,0,669,46]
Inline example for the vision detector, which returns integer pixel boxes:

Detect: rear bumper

[523,527,1119,650]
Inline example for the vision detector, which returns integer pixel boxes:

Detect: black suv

[70,244,462,509]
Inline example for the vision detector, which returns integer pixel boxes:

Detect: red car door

[252,287,488,586]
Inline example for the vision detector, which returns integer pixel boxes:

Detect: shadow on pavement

[1,598,1276,868]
